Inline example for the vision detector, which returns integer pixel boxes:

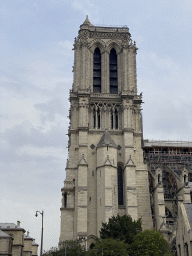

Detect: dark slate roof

[184,203,192,230]
[24,234,33,240]
[0,223,17,229]
[32,240,39,246]
[0,230,11,238]
[97,131,116,148]
[0,223,25,232]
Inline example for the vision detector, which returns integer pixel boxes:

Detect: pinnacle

[83,15,92,26]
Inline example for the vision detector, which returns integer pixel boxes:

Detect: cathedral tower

[59,16,153,246]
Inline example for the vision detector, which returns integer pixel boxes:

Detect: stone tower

[59,16,153,247]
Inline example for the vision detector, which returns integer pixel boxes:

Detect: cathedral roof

[97,131,116,148]
[0,230,11,238]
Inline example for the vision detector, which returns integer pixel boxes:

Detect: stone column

[122,48,128,91]
[105,51,110,93]
[124,159,138,220]
[128,45,137,93]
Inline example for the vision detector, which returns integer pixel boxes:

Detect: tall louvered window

[117,165,123,205]
[109,48,118,94]
[93,48,101,93]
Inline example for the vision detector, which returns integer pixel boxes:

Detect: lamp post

[35,210,44,256]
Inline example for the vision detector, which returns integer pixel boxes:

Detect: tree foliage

[42,240,86,256]
[129,229,173,256]
[99,214,142,245]
[87,238,129,256]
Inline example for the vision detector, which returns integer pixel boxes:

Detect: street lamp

[35,210,44,256]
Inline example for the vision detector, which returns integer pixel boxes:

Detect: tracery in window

[91,103,120,130]
[93,48,101,93]
[109,48,118,94]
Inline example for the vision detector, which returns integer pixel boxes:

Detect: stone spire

[82,15,92,26]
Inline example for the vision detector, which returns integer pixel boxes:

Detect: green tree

[42,240,86,256]
[129,229,173,256]
[100,214,142,245]
[87,238,129,256]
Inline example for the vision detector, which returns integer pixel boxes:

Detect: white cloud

[16,145,65,159]
[57,40,73,51]
[149,52,180,72]
[71,0,99,23]
[0,93,42,132]
[0,3,10,18]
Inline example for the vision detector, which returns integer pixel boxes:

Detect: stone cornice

[60,207,74,211]
[123,128,134,133]
[133,132,142,137]
[78,127,89,132]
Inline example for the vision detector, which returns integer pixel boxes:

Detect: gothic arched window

[109,48,118,94]
[93,48,101,93]
[117,165,124,205]
[64,193,67,208]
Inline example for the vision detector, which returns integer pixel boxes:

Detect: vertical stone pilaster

[122,48,128,91]
[101,51,106,93]
[117,52,122,93]
[124,164,138,220]
[151,169,165,230]
[128,46,137,93]
[80,46,86,89]
[77,161,88,236]
[105,52,110,93]
[74,46,81,91]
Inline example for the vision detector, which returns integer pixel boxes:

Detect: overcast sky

[0,0,192,253]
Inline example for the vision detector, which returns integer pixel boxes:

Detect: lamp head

[35,212,38,217]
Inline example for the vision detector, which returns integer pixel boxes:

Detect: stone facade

[23,232,33,256]
[0,222,25,256]
[59,16,153,248]
[59,17,192,255]
[0,230,13,256]
[0,222,38,256]
[31,240,38,256]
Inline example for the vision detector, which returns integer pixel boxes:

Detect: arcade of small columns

[70,102,142,131]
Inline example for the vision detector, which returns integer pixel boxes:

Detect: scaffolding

[144,144,192,200]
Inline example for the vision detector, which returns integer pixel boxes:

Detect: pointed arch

[88,39,106,54]
[106,39,122,54]
[93,47,101,93]
[117,162,124,205]
[109,48,118,94]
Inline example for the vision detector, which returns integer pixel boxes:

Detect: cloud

[71,0,99,23]
[57,40,73,56]
[35,98,68,123]
[0,3,10,18]
[137,48,192,141]
[149,52,180,72]
[2,120,67,148]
